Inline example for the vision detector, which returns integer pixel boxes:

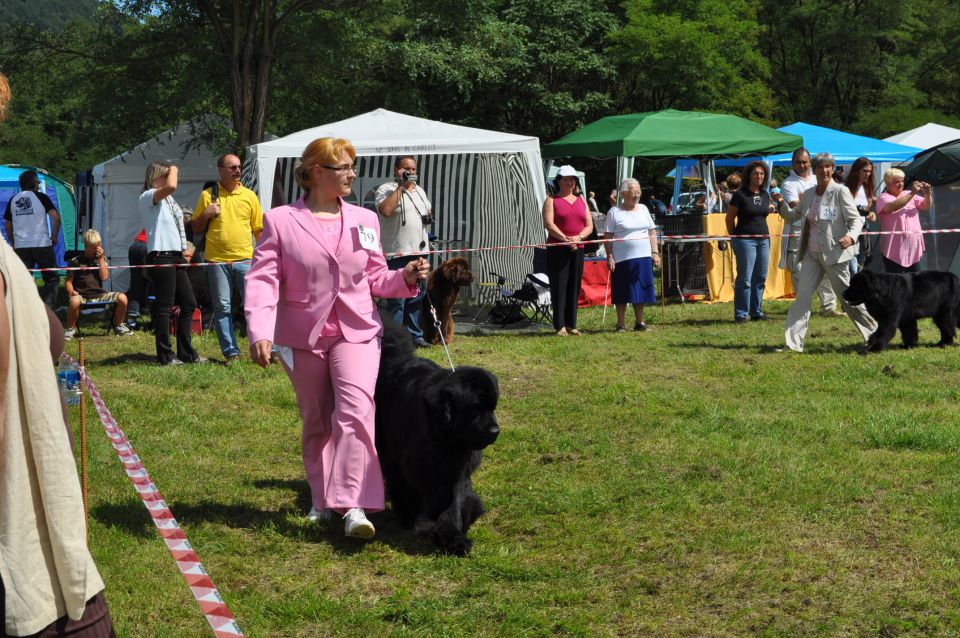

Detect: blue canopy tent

[713,122,922,167]
[671,122,922,211]
[0,165,75,266]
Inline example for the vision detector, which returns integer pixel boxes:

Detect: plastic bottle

[57,357,82,406]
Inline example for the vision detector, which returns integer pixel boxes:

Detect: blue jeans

[731,237,770,320]
[385,256,425,342]
[206,260,251,357]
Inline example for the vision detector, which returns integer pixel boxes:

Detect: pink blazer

[245,197,417,348]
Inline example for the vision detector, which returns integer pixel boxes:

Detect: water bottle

[57,358,82,406]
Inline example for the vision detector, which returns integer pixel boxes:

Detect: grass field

[64,300,960,637]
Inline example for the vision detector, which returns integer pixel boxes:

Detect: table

[702,213,794,302]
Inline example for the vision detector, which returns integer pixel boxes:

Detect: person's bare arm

[47,207,61,243]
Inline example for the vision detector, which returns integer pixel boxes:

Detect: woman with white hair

[876,168,931,273]
[603,179,660,331]
[782,152,877,352]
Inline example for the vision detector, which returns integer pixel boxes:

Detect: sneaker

[615,324,626,333]
[734,316,748,324]
[225,354,241,365]
[64,327,76,341]
[820,308,845,318]
[160,358,184,366]
[634,322,649,332]
[307,507,333,523]
[114,323,133,336]
[751,313,767,321]
[343,508,375,539]
[190,356,209,364]
[414,338,431,349]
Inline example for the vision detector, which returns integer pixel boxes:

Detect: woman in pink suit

[245,137,429,539]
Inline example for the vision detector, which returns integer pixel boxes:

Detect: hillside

[0,0,98,30]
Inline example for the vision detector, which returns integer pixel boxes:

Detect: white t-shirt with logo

[3,190,55,248]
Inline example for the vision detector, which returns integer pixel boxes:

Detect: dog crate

[656,213,709,299]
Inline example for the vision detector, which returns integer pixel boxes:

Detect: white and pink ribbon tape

[67,356,245,637]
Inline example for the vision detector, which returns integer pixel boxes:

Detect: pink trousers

[283,336,384,513]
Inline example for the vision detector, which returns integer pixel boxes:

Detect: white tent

[81,119,224,291]
[246,109,548,297]
[885,123,960,150]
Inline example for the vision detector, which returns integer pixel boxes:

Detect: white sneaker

[307,507,333,522]
[64,328,76,341]
[114,323,133,336]
[343,508,375,539]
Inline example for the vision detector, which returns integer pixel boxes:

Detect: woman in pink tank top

[542,165,593,336]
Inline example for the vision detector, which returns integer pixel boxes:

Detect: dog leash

[425,296,456,371]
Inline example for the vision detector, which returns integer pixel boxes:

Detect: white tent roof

[91,118,222,184]
[248,108,541,160]
[885,123,960,151]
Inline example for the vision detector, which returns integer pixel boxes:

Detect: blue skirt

[611,257,656,305]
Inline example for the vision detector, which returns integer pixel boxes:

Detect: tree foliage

[0,0,959,179]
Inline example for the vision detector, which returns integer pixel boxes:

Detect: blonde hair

[143,161,173,192]
[0,73,10,122]
[883,167,905,185]
[83,229,101,245]
[295,137,357,192]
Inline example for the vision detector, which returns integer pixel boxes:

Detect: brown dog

[422,257,474,344]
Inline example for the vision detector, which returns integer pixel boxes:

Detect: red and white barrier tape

[28,226,960,271]
[66,355,244,638]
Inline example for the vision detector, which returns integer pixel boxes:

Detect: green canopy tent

[542,109,804,201]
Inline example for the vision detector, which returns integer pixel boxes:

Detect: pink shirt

[547,196,589,244]
[316,215,343,336]
[876,192,925,267]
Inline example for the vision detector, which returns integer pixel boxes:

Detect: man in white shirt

[3,170,61,307]
[776,149,841,317]
[375,156,432,348]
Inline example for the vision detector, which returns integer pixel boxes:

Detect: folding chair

[487,272,553,326]
[76,300,118,335]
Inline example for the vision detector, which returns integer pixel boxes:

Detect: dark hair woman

[725,160,772,323]
[844,157,877,270]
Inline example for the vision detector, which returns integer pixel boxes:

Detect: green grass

[65,301,960,637]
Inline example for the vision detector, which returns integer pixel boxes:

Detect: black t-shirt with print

[729,187,770,236]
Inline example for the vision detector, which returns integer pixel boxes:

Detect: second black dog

[842,269,960,351]
[375,322,500,555]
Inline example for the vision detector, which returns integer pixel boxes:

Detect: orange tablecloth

[703,213,794,302]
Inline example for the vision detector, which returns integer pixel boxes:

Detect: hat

[556,165,577,177]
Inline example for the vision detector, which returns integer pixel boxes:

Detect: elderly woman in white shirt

[604,178,661,331]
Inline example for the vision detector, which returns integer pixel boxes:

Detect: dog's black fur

[375,321,500,555]
[842,269,960,351]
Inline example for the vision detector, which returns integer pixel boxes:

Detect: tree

[122,0,373,150]
[608,0,775,122]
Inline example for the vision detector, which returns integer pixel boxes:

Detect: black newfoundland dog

[375,322,500,555]
[842,269,960,351]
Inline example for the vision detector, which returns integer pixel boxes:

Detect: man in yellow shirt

[193,153,263,363]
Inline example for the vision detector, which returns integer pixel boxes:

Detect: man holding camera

[375,155,432,348]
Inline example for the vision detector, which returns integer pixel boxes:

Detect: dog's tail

[380,319,415,373]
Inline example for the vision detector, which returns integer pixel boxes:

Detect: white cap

[556,165,577,177]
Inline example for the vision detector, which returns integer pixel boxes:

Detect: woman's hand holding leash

[403,257,430,286]
[251,339,272,368]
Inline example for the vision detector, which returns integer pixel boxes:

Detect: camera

[395,171,419,185]
[856,205,869,216]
